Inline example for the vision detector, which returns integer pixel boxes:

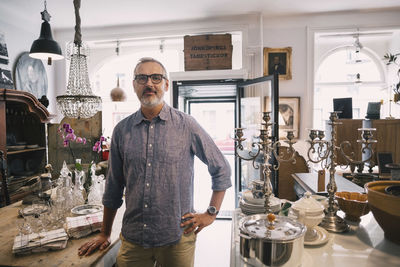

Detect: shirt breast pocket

[160,141,183,163]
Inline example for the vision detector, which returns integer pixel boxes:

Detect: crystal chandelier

[56,0,101,119]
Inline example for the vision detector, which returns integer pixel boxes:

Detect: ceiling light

[159,39,165,53]
[354,73,362,84]
[354,35,363,53]
[29,0,63,65]
[110,41,126,102]
[346,36,370,64]
[56,0,101,119]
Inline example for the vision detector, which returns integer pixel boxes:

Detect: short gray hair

[134,57,168,79]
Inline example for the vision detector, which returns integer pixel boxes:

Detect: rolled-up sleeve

[189,117,232,191]
[102,125,125,210]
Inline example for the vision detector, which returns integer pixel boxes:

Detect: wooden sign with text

[184,34,232,71]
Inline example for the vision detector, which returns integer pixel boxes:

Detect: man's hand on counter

[78,233,111,256]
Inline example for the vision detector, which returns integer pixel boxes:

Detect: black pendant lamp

[30,0,63,65]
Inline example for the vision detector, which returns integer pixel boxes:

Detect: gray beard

[140,92,164,107]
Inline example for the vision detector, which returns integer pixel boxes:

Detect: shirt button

[148,163,151,167]
[150,125,154,129]
[144,224,147,228]
[146,183,150,187]
[144,204,148,208]
[149,144,152,148]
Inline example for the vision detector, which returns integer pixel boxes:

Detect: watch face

[207,206,218,215]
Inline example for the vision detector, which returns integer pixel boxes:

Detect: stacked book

[66,212,103,238]
[12,228,68,255]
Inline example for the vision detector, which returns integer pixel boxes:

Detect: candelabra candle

[234,111,297,213]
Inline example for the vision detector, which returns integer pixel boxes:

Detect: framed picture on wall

[15,52,48,99]
[264,96,300,139]
[263,47,292,80]
[0,31,14,89]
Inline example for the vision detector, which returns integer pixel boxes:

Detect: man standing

[78,57,231,267]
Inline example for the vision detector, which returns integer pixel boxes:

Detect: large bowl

[365,180,400,244]
[335,191,369,223]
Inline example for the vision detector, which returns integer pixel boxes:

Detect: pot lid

[291,191,325,214]
[239,213,306,241]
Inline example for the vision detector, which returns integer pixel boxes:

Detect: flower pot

[102,149,109,161]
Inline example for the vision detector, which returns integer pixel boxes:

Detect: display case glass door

[172,74,278,212]
[236,76,279,196]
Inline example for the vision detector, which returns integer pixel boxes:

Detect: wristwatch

[207,206,219,216]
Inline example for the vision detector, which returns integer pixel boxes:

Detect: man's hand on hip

[180,212,216,234]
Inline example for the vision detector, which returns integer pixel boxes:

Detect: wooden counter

[0,201,124,267]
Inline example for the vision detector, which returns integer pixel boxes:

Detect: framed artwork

[264,96,300,139]
[0,31,14,89]
[263,47,292,80]
[15,52,48,99]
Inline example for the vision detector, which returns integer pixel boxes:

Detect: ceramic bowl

[290,208,325,227]
[365,180,400,244]
[335,191,369,223]
[290,192,325,242]
[385,185,400,197]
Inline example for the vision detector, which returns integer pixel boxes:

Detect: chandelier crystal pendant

[56,0,101,119]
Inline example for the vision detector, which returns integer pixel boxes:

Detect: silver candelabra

[307,111,376,232]
[234,111,297,213]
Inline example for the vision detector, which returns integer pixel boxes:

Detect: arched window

[314,46,387,129]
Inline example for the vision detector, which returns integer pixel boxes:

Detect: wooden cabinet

[335,119,363,165]
[0,89,50,207]
[330,119,400,167]
[367,119,400,163]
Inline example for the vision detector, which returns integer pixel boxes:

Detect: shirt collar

[158,103,170,121]
[132,102,170,126]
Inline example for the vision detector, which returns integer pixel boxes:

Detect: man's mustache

[142,87,156,96]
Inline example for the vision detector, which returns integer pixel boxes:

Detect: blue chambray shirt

[102,103,232,248]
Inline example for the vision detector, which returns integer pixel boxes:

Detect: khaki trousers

[116,232,196,267]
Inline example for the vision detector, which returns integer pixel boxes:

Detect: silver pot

[239,214,306,267]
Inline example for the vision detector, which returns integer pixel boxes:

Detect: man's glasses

[134,74,166,85]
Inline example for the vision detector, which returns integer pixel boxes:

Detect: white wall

[262,9,400,140]
[3,9,400,132]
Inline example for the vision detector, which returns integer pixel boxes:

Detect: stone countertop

[230,208,400,267]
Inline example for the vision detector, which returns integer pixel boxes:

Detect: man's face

[133,62,169,107]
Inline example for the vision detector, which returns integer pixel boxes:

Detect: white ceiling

[1,0,400,30]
